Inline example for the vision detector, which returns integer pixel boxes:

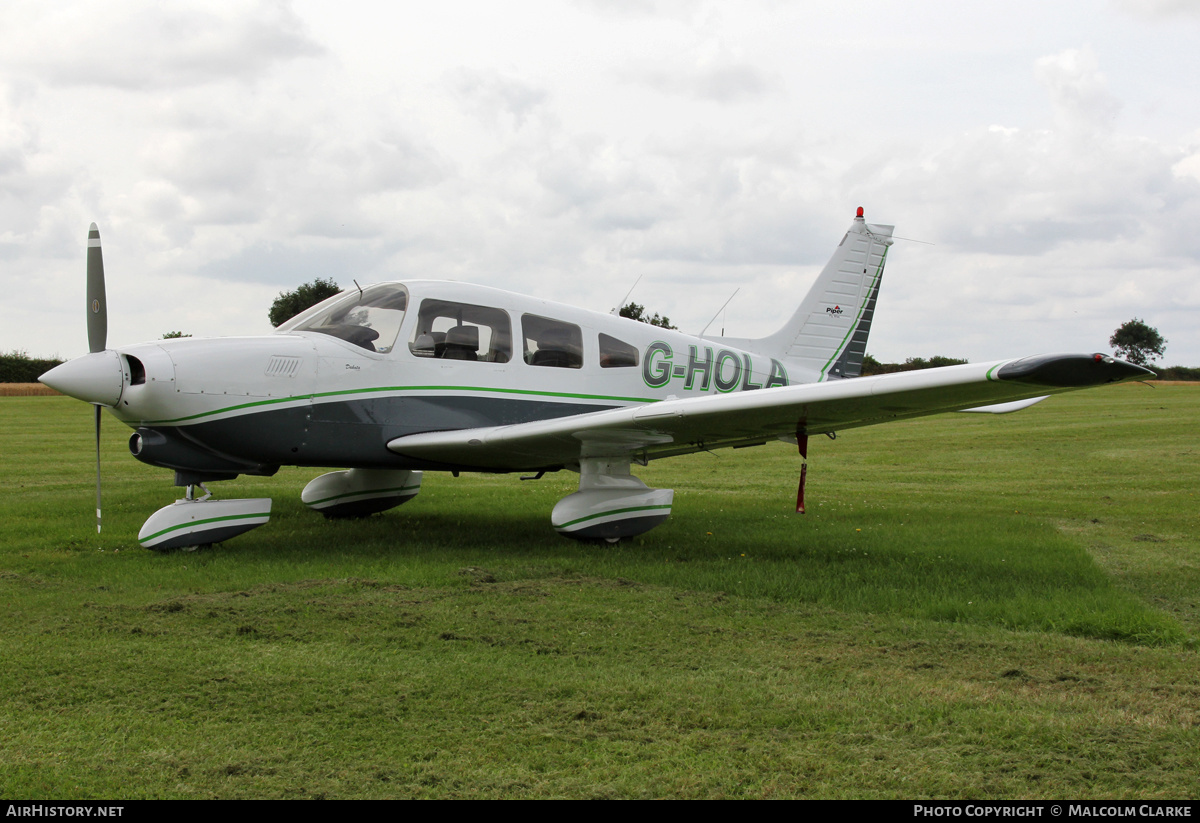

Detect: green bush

[861,354,968,376]
[0,351,63,383]
[1155,365,1200,381]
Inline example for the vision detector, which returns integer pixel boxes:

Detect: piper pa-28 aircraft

[41,208,1152,550]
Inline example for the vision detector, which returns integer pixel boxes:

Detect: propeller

[87,223,107,533]
[39,223,126,534]
[87,223,107,354]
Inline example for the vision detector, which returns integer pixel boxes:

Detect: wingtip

[997,353,1154,387]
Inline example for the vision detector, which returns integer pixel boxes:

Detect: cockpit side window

[409,299,512,363]
[599,333,638,368]
[279,284,408,353]
[522,314,583,369]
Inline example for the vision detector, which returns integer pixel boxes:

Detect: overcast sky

[3,0,1198,367]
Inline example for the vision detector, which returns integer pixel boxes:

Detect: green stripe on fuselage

[140,384,659,425]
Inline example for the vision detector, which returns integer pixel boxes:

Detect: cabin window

[522,314,583,369]
[409,299,512,363]
[280,284,408,353]
[599,333,638,368]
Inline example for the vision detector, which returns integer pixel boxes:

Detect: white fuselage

[102,280,802,474]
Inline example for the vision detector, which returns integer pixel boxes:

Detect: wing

[386,353,1152,471]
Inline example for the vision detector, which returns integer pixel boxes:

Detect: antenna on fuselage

[611,273,644,315]
[698,288,740,338]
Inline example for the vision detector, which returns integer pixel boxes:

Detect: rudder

[715,208,894,381]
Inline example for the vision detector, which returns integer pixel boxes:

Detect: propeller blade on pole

[87,223,107,534]
[86,223,107,354]
[94,403,102,534]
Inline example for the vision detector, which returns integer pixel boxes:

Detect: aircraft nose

[39,350,125,406]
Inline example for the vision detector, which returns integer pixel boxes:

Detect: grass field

[1,386,1197,799]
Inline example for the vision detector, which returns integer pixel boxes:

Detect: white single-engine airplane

[41,208,1152,550]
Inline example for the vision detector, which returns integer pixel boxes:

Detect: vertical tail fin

[715,208,894,380]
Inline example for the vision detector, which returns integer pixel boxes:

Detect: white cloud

[1113,0,1200,20]
[1034,47,1121,134]
[447,69,550,130]
[620,61,775,103]
[0,0,323,90]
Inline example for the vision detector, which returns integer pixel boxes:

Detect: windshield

[278,284,409,353]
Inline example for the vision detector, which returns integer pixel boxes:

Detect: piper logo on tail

[826,305,843,316]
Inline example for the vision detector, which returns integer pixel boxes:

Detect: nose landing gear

[138,484,272,552]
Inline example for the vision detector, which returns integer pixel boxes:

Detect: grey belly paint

[171,395,618,472]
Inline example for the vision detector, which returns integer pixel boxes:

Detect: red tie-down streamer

[795,425,809,514]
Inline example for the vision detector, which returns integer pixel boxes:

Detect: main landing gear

[136,461,662,550]
[551,457,673,543]
[301,469,423,518]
